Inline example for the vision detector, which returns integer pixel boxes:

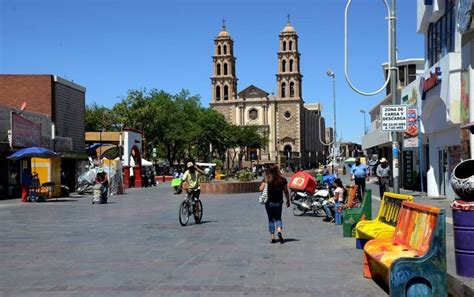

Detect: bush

[236,170,256,182]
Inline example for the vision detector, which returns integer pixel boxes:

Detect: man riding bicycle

[180,162,205,200]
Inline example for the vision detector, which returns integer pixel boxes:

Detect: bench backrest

[377,192,414,226]
[341,185,358,209]
[392,201,441,256]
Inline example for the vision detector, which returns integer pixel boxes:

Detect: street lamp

[326,69,336,174]
[360,110,367,135]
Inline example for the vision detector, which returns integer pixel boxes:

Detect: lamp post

[360,110,367,135]
[326,69,336,174]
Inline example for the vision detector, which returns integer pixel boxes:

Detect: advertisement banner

[461,69,471,160]
[402,85,420,148]
[11,113,41,148]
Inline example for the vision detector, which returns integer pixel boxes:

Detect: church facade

[210,21,328,169]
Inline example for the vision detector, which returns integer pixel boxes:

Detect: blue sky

[1,0,423,143]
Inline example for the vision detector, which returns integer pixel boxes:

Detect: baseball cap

[187,162,194,168]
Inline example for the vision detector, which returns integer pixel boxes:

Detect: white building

[417,0,464,197]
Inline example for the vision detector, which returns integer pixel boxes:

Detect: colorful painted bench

[339,184,359,210]
[355,192,413,249]
[342,189,372,237]
[362,201,446,296]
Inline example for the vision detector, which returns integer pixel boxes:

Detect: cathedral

[210,20,328,169]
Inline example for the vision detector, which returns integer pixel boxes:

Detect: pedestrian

[350,157,368,201]
[259,164,290,244]
[322,165,329,176]
[95,168,109,204]
[20,168,31,203]
[376,157,391,198]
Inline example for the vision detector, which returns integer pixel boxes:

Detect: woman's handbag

[258,183,269,204]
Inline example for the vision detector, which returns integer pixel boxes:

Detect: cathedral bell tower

[211,21,238,102]
[276,19,302,100]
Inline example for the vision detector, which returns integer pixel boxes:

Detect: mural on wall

[460,69,470,160]
[402,86,419,148]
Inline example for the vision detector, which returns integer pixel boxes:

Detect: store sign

[403,151,415,190]
[11,113,41,148]
[380,105,408,131]
[422,67,442,97]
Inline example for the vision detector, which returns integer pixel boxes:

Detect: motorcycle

[291,186,332,216]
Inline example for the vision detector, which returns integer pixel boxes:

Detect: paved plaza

[1,183,386,297]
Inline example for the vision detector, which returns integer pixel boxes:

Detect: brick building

[210,21,327,169]
[0,75,86,197]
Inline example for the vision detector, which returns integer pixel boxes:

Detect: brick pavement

[0,184,385,297]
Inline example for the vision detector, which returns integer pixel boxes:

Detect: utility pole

[389,0,400,193]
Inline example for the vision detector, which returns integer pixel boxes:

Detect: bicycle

[178,189,203,226]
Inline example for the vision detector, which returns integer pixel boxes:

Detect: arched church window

[249,109,258,120]
[281,82,286,98]
[289,41,293,51]
[289,59,294,72]
[224,63,228,75]
[216,63,221,75]
[216,86,221,100]
[224,85,229,100]
[217,45,221,55]
[290,82,295,97]
[282,60,286,72]
[224,45,227,54]
[283,41,287,51]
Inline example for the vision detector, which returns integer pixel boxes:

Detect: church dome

[218,29,230,37]
[282,24,296,33]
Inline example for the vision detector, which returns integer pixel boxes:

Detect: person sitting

[322,178,346,223]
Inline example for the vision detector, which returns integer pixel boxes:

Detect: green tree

[85,103,116,132]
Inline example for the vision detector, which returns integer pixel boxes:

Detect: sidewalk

[339,174,474,296]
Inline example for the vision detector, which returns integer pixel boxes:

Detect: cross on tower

[222,18,226,30]
[287,13,291,24]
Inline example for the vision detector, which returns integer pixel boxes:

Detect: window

[281,82,286,98]
[398,66,405,87]
[283,41,287,51]
[427,0,455,66]
[290,82,295,97]
[289,40,293,51]
[224,85,229,100]
[249,109,258,120]
[215,86,221,100]
[216,63,221,75]
[284,111,291,120]
[224,63,228,75]
[217,45,221,55]
[282,60,286,72]
[408,65,417,84]
[223,45,227,55]
[289,59,294,72]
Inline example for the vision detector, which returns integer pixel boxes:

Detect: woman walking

[260,165,290,244]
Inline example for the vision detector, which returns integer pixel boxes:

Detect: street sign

[380,105,408,131]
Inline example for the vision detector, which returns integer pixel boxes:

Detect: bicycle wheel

[193,200,203,224]
[179,201,190,226]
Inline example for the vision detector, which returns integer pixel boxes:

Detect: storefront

[421,55,462,197]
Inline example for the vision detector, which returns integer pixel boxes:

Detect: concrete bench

[355,192,413,249]
[342,189,372,237]
[362,201,446,296]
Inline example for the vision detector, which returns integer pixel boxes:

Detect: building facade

[210,22,327,169]
[417,0,464,197]
[0,75,86,195]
